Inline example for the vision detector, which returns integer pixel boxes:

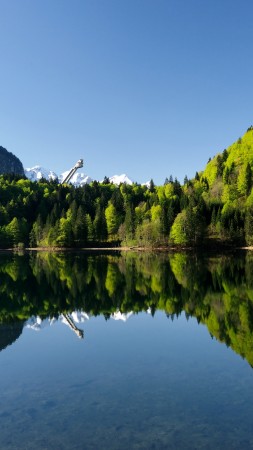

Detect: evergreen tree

[73,206,87,246]
[245,163,252,196]
[124,202,135,242]
[93,204,107,241]
[245,209,253,245]
[86,214,94,242]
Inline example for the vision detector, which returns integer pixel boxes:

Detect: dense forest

[1,127,253,248]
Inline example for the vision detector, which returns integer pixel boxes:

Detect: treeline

[0,165,252,248]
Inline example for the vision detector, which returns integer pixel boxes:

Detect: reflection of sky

[0,313,253,449]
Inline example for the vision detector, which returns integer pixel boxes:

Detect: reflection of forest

[1,251,253,366]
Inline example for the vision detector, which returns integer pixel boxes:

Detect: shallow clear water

[0,251,253,449]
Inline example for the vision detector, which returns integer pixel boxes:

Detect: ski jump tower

[60,158,85,339]
[61,159,83,184]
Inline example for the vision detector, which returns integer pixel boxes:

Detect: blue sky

[0,0,253,184]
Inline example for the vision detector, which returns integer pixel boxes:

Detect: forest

[1,127,253,248]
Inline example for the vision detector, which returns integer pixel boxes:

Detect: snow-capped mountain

[25,165,58,182]
[109,174,133,185]
[59,171,93,186]
[25,165,134,186]
[142,180,152,188]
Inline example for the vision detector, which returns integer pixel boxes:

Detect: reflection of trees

[1,251,253,365]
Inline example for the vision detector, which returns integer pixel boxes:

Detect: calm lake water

[0,251,253,449]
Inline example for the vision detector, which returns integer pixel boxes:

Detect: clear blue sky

[0,0,253,184]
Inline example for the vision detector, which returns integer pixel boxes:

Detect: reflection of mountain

[25,311,89,331]
[25,310,134,336]
[25,312,90,339]
[111,311,133,321]
[0,309,137,353]
[0,322,24,352]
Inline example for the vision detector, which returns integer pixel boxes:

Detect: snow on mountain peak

[109,174,133,185]
[142,180,152,188]
[59,171,93,186]
[25,166,58,182]
[25,165,134,187]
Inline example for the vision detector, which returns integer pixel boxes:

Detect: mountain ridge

[0,146,24,176]
[25,165,135,186]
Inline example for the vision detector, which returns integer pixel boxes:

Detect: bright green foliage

[56,217,73,247]
[170,206,205,245]
[203,129,253,190]
[1,127,253,249]
[170,210,188,245]
[237,162,252,195]
[151,204,162,222]
[105,202,120,239]
[5,217,27,247]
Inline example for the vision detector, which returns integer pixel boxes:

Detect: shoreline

[1,245,253,253]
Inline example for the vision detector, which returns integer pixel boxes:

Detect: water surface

[0,251,253,449]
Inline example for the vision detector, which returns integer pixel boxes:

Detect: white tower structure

[61,159,83,184]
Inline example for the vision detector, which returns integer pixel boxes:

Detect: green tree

[5,217,26,247]
[73,205,87,246]
[105,202,120,239]
[56,217,73,247]
[93,204,107,241]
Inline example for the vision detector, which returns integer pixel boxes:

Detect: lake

[0,250,253,449]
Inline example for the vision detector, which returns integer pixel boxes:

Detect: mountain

[0,146,24,176]
[25,165,134,186]
[59,171,93,186]
[25,165,58,182]
[109,174,133,185]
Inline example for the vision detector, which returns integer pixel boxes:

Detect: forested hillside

[0,146,24,176]
[1,127,253,248]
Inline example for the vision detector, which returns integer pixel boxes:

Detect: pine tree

[86,214,94,242]
[73,206,87,246]
[245,163,252,196]
[124,202,135,242]
[93,204,107,241]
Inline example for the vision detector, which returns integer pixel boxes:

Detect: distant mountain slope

[0,146,24,176]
